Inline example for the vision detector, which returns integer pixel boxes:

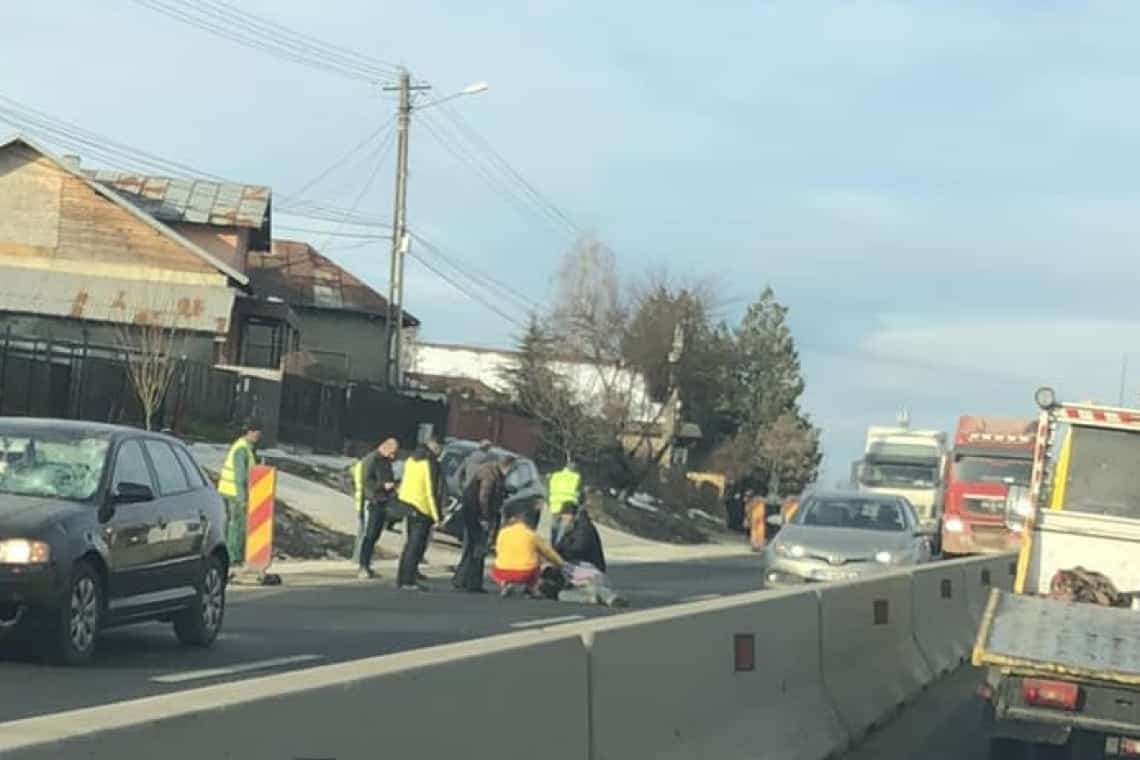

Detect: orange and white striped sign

[245,465,276,572]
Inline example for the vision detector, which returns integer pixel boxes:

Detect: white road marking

[151,654,323,684]
[680,593,722,602]
[509,614,585,629]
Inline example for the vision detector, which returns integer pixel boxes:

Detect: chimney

[61,154,81,171]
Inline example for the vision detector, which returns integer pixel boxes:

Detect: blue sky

[5,1,1140,479]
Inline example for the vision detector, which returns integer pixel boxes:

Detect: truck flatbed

[973,589,1140,686]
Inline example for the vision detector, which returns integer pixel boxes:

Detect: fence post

[74,331,89,419]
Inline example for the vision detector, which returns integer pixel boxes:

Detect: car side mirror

[113,482,155,505]
[1004,484,1034,531]
[915,519,938,537]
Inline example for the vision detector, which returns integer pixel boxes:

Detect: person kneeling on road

[491,500,563,598]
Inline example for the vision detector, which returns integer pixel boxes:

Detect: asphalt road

[840,666,991,760]
[0,555,763,723]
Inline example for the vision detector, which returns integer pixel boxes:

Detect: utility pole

[382,70,430,388]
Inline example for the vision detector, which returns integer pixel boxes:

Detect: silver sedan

[764,491,935,587]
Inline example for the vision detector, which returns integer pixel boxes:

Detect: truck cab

[856,426,946,537]
[941,415,1035,557]
[974,388,1140,759]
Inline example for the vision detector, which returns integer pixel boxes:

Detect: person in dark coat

[554,501,606,572]
[358,438,398,579]
[451,456,513,592]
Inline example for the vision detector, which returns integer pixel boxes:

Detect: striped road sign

[245,465,276,573]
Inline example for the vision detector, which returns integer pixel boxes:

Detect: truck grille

[964,496,1004,515]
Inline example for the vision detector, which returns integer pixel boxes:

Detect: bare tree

[116,301,186,431]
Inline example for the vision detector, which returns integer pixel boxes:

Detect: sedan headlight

[775,543,806,558]
[0,539,50,564]
[874,550,896,565]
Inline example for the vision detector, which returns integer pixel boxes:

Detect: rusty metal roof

[84,171,270,232]
[248,240,419,325]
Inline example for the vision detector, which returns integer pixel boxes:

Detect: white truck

[856,425,946,534]
[974,388,1140,759]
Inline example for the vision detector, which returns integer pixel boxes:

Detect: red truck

[941,415,1036,557]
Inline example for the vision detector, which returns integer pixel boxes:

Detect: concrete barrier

[963,552,1018,630]
[573,588,846,760]
[0,631,589,760]
[818,570,933,740]
[910,561,971,676]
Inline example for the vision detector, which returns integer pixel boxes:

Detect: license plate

[811,568,858,581]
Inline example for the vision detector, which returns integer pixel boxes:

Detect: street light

[383,74,489,388]
[415,81,490,111]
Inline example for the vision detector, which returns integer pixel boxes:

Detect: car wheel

[173,555,226,647]
[49,560,102,666]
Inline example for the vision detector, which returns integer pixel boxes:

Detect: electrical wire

[409,231,541,315]
[407,251,527,330]
[311,125,396,253]
[128,0,400,84]
[288,115,396,198]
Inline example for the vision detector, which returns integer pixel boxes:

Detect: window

[0,428,111,501]
[112,440,152,492]
[952,456,1032,486]
[144,441,190,495]
[506,460,539,492]
[174,446,208,489]
[1058,426,1140,519]
[794,497,907,532]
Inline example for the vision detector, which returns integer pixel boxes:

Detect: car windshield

[1058,426,1140,519]
[0,430,110,501]
[861,462,938,488]
[952,456,1031,486]
[795,497,907,532]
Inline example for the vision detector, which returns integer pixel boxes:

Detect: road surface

[0,555,761,722]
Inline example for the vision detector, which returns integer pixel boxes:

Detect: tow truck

[941,415,1036,557]
[974,388,1140,759]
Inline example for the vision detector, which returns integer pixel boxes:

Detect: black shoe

[416,572,429,582]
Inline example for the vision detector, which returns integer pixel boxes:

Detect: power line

[407,251,527,330]
[312,126,396,253]
[288,115,396,198]
[409,231,541,315]
[128,0,400,84]
[437,103,582,237]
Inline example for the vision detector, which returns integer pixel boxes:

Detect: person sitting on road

[491,500,563,598]
[554,501,606,572]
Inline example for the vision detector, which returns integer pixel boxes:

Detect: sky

[4,1,1140,480]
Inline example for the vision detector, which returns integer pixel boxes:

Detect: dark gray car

[0,419,229,664]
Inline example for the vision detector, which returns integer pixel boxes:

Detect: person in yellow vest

[217,419,262,568]
[349,454,368,564]
[547,460,583,544]
[394,444,441,591]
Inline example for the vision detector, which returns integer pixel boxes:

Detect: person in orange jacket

[746,491,768,550]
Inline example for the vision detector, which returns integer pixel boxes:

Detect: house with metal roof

[0,134,259,363]
[248,240,419,385]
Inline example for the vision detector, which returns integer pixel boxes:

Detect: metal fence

[0,331,481,454]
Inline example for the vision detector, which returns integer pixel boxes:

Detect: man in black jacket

[554,501,606,572]
[358,437,398,580]
[452,455,513,592]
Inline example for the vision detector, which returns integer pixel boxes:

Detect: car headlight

[775,543,806,558]
[0,539,50,564]
[944,517,965,533]
[874,550,896,564]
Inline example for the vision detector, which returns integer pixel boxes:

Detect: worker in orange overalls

[782,496,799,523]
[746,491,768,550]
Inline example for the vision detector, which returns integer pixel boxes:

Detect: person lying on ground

[491,500,563,598]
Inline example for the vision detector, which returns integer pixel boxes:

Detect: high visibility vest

[548,468,581,513]
[351,460,365,513]
[217,438,253,498]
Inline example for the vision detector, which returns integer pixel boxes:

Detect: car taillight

[1022,678,1080,711]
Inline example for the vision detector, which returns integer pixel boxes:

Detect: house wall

[0,142,235,334]
[296,308,386,384]
[412,342,660,423]
[0,313,217,363]
[173,224,249,275]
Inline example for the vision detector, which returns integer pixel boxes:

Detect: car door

[103,438,169,609]
[142,439,203,593]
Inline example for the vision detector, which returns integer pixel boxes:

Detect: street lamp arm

[415,82,489,111]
